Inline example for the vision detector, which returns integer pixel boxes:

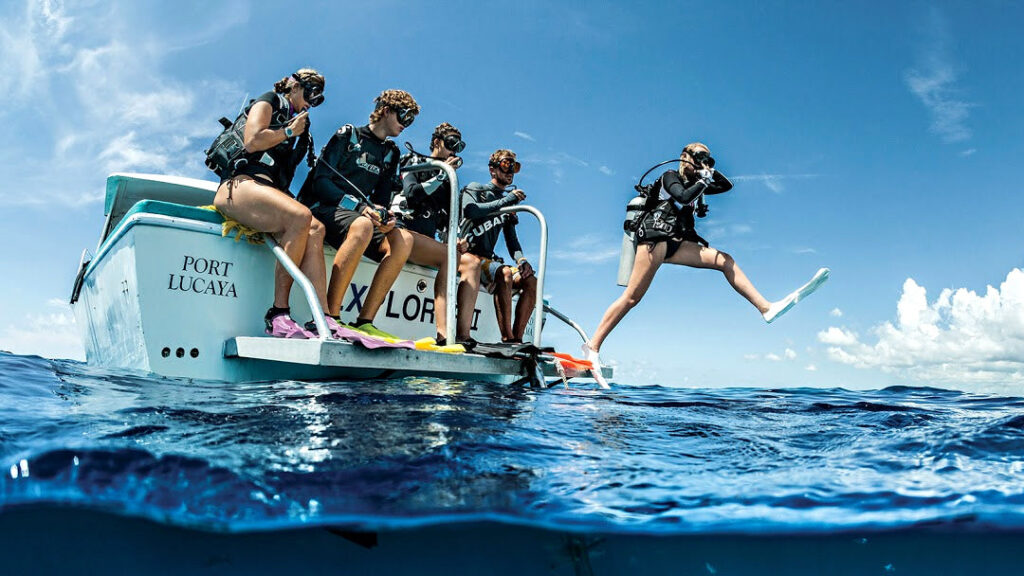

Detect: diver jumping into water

[583,143,829,387]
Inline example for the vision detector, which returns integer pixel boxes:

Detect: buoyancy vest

[297,124,399,208]
[206,92,308,189]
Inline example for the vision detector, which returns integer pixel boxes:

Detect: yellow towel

[197,205,265,245]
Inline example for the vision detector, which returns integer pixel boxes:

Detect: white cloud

[752,348,797,362]
[904,8,973,143]
[830,308,843,317]
[0,0,246,208]
[0,299,84,361]
[599,165,614,176]
[730,173,817,193]
[513,131,535,141]
[551,234,621,264]
[703,222,755,242]
[818,269,1024,383]
[960,148,976,157]
[805,364,817,372]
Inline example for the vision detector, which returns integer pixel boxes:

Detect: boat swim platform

[224,337,611,384]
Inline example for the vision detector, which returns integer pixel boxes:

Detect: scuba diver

[210,69,332,339]
[583,143,830,386]
[460,150,536,343]
[297,89,419,339]
[397,123,482,345]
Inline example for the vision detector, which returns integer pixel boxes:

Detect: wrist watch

[284,127,294,138]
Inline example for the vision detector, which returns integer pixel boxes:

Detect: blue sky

[2,0,1023,391]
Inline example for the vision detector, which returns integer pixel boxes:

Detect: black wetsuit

[636,169,732,257]
[398,153,454,239]
[229,91,311,192]
[297,124,401,260]
[460,181,524,261]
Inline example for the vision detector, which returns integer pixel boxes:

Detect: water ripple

[2,352,1024,534]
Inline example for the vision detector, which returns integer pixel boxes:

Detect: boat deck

[227,337,525,381]
[225,337,610,383]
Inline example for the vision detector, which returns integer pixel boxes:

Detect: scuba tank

[617,195,647,286]
[616,158,680,286]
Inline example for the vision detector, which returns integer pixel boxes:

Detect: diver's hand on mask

[698,168,715,183]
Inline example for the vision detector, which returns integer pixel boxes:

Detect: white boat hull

[74,210,521,382]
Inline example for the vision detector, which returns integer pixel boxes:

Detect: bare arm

[243,102,308,153]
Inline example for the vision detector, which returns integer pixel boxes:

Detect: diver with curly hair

[298,89,419,339]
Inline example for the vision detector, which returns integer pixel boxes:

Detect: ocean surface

[2,350,1024,574]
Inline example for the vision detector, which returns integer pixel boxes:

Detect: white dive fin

[581,343,611,389]
[763,267,831,324]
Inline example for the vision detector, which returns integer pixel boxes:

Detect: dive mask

[689,150,715,168]
[443,134,466,154]
[292,74,324,108]
[394,107,417,128]
[490,157,521,174]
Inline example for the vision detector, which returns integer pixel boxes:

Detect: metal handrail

[264,236,329,341]
[398,160,460,344]
[543,302,590,344]
[496,205,548,346]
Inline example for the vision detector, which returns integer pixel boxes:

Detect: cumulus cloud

[904,8,973,143]
[830,308,843,318]
[819,269,1024,383]
[0,0,246,208]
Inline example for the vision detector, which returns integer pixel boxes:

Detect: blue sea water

[2,350,1024,573]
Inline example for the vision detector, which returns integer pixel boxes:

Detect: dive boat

[69,168,608,385]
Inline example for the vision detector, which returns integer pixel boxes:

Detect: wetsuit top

[233,91,311,192]
[460,181,525,261]
[298,124,400,209]
[657,169,733,214]
[398,152,454,239]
